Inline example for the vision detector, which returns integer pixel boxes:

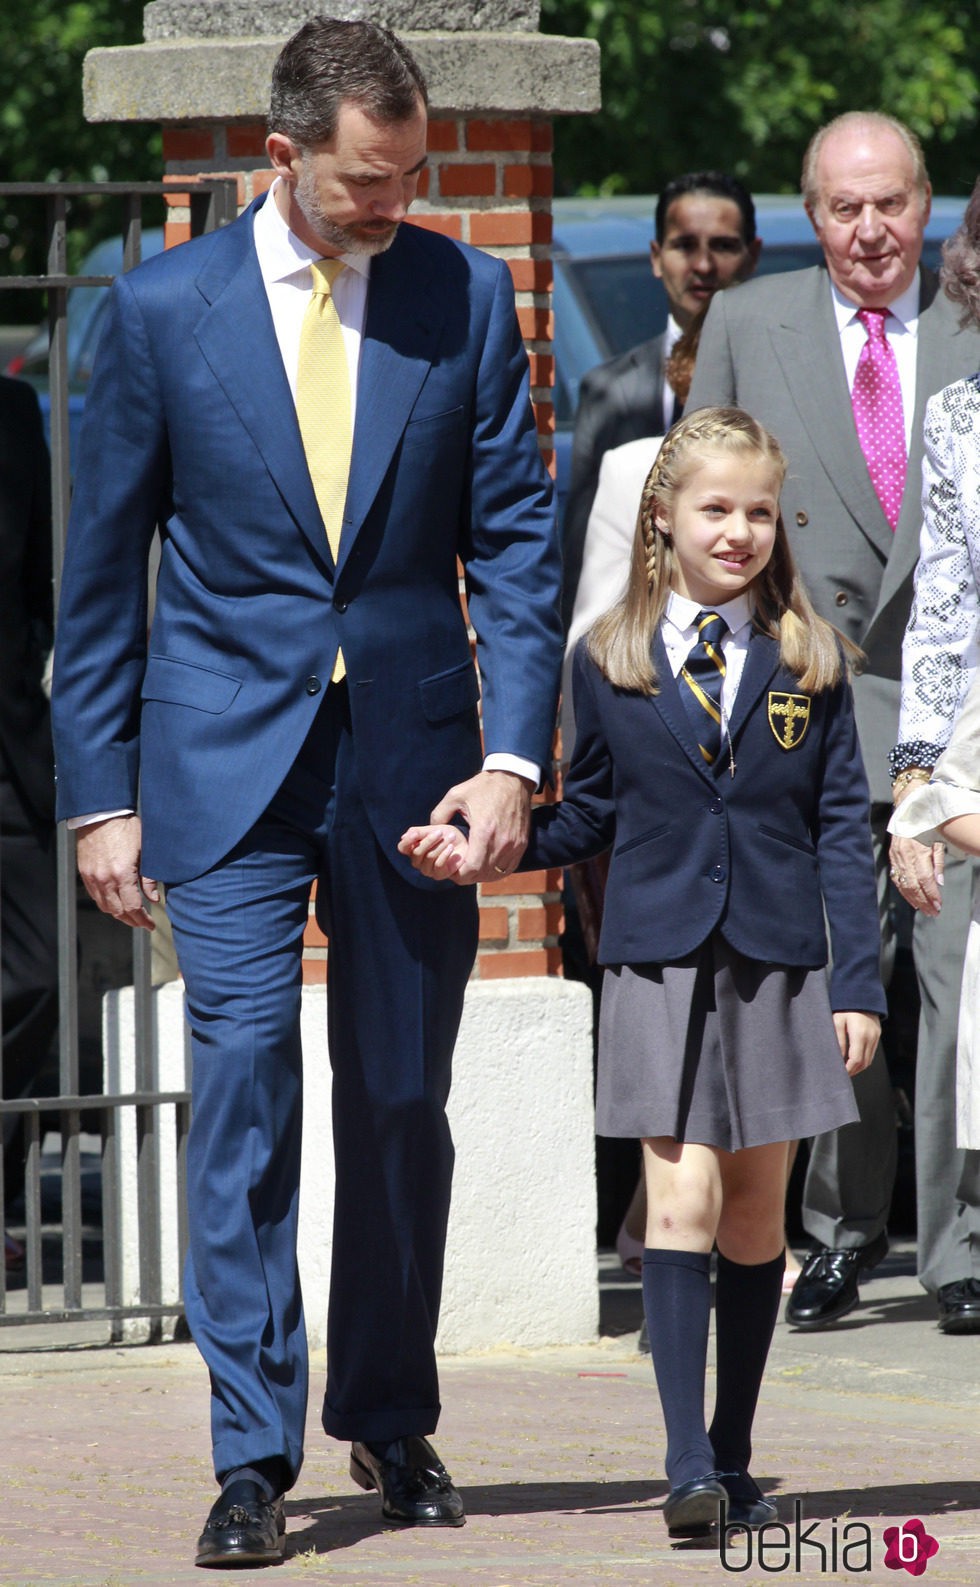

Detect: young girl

[400,407,884,1538]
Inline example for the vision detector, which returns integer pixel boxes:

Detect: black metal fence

[0,180,237,1337]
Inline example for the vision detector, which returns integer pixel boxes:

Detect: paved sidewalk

[1,1242,977,1586]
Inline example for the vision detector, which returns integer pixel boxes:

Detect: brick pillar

[85,4,599,987]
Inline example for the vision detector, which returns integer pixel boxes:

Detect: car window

[563,256,666,361]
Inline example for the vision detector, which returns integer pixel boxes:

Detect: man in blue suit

[52,18,561,1568]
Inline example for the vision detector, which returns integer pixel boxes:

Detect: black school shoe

[195,1479,286,1568]
[718,1469,778,1528]
[662,1474,728,1537]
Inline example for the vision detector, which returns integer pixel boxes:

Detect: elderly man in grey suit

[688,110,980,1334]
[561,172,760,631]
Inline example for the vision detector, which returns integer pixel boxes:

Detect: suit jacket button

[334,598,348,613]
[834,591,848,607]
[306,676,322,695]
[796,510,809,526]
[710,864,725,883]
[710,798,723,814]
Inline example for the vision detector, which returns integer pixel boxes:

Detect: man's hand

[832,1010,881,1076]
[75,815,159,931]
[428,769,533,884]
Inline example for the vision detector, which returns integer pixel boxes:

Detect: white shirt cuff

[483,753,540,788]
[66,809,135,829]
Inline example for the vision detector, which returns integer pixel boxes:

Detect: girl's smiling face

[658,450,780,607]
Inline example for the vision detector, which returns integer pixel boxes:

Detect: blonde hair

[588,406,859,695]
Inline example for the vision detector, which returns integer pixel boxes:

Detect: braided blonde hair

[588,406,858,694]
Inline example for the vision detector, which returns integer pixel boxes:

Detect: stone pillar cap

[85,31,600,121]
[143,1,541,37]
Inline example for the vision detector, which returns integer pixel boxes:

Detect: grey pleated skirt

[596,933,860,1150]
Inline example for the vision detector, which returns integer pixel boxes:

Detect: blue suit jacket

[524,631,886,1015]
[52,201,562,885]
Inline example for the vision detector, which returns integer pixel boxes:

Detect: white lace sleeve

[897,376,980,759]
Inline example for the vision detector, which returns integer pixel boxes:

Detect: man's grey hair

[269,15,428,149]
[801,111,929,216]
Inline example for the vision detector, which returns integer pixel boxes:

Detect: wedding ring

[493,865,506,875]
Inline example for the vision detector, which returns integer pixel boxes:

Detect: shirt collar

[663,313,683,357]
[830,273,921,337]
[252,178,372,287]
[666,589,753,637]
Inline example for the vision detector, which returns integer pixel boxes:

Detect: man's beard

[295,166,398,257]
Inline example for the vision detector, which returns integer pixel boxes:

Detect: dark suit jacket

[52,202,563,885]
[562,331,671,630]
[522,632,886,1016]
[687,264,980,800]
[0,376,53,826]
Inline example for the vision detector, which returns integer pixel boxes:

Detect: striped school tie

[679,610,728,765]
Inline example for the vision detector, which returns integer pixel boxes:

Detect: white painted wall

[104,976,598,1350]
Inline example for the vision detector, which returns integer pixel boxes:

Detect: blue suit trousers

[165,683,478,1483]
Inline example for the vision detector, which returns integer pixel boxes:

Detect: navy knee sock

[642,1248,715,1487]
[708,1250,785,1480]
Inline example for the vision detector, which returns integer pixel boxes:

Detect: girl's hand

[832,1011,881,1076]
[398,823,470,881]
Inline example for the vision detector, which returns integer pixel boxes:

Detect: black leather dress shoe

[785,1230,889,1329]
[350,1436,466,1526]
[937,1277,980,1334]
[195,1479,285,1568]
[718,1470,778,1529]
[662,1474,728,1538]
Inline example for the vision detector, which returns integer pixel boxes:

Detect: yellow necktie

[296,257,351,682]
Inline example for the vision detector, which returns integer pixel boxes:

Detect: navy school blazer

[523,628,887,1015]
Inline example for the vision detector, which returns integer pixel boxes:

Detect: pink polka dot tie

[851,308,907,530]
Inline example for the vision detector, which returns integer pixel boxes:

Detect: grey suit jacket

[687,265,980,800]
[562,330,672,631]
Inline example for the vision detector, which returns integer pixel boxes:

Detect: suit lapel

[650,629,717,778]
[192,203,331,570]
[768,268,893,560]
[338,228,445,576]
[726,629,782,743]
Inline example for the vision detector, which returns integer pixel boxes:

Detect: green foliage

[0,1,161,320]
[542,0,980,198]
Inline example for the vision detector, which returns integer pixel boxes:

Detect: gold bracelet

[891,767,931,801]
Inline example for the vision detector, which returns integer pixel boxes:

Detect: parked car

[6,229,165,454]
[552,194,968,522]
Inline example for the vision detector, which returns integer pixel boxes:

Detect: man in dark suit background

[0,375,57,1272]
[52,18,561,1566]
[561,171,761,629]
[688,111,980,1336]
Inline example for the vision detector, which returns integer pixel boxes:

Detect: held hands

[398,822,470,879]
[75,814,159,931]
[832,1010,881,1077]
[398,768,533,885]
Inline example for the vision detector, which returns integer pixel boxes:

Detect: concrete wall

[104,975,598,1350]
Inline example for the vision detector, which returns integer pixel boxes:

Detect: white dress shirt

[662,589,755,729]
[661,313,683,430]
[831,277,920,450]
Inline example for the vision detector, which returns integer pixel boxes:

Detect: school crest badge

[768,691,811,750]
